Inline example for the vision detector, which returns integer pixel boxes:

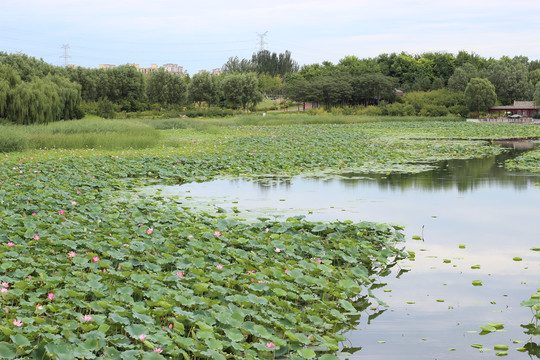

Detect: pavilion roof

[490,101,536,110]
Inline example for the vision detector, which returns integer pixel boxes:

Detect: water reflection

[147,147,540,359]
[255,148,538,193]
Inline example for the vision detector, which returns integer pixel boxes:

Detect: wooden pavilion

[489,101,538,118]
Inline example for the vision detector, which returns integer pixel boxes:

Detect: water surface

[151,149,540,359]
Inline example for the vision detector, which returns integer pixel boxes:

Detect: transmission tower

[256,31,268,52]
[60,44,71,67]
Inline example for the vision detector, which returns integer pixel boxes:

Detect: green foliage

[97,98,116,119]
[221,73,263,110]
[486,58,533,104]
[418,104,449,117]
[257,73,284,96]
[534,82,540,108]
[0,63,82,124]
[0,52,66,81]
[188,71,221,106]
[447,63,478,92]
[529,69,540,87]
[146,69,187,106]
[0,126,28,152]
[222,50,299,78]
[464,78,497,113]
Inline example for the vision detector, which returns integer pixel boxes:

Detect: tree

[285,78,310,110]
[352,73,398,105]
[257,73,284,97]
[310,75,353,110]
[337,55,380,75]
[529,69,540,87]
[486,58,533,104]
[188,71,221,106]
[464,78,497,116]
[107,65,145,103]
[447,63,478,92]
[146,69,187,105]
[221,56,253,74]
[534,82,540,108]
[221,73,262,110]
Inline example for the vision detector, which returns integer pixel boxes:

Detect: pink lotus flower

[146,228,153,234]
[213,231,222,236]
[317,258,322,263]
[153,348,163,353]
[92,256,100,262]
[216,265,223,270]
[58,210,64,215]
[258,280,266,283]
[1,282,8,288]
[81,314,93,322]
[176,271,185,277]
[266,342,275,348]
[13,319,23,327]
[47,293,55,300]
[32,212,36,216]
[274,247,281,253]
[265,228,270,232]
[68,251,77,258]
[36,304,43,310]
[5,307,8,313]
[6,241,14,247]
[1,288,8,293]
[168,323,173,329]
[139,334,147,341]
[70,201,77,205]
[33,235,40,240]
[187,235,194,238]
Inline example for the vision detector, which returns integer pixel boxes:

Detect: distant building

[138,64,159,75]
[99,64,116,70]
[211,68,222,76]
[489,101,538,118]
[163,63,183,75]
[101,63,184,76]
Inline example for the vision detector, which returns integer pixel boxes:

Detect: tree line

[2,50,540,124]
[282,52,540,115]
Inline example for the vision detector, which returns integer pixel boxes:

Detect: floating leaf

[0,342,16,359]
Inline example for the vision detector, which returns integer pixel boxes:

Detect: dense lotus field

[1,120,539,359]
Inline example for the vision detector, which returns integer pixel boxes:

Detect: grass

[0,119,160,151]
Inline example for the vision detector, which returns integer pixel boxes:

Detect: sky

[1,0,540,74]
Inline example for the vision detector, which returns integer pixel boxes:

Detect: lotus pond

[1,119,540,359]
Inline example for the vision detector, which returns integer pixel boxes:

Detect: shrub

[419,104,448,117]
[97,98,116,119]
[387,103,405,116]
[305,107,328,116]
[448,105,468,118]
[403,104,416,116]
[358,106,383,116]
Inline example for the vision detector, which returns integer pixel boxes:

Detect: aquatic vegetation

[506,148,540,173]
[0,144,407,358]
[1,119,539,358]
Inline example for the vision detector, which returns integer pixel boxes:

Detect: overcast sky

[2,0,540,74]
